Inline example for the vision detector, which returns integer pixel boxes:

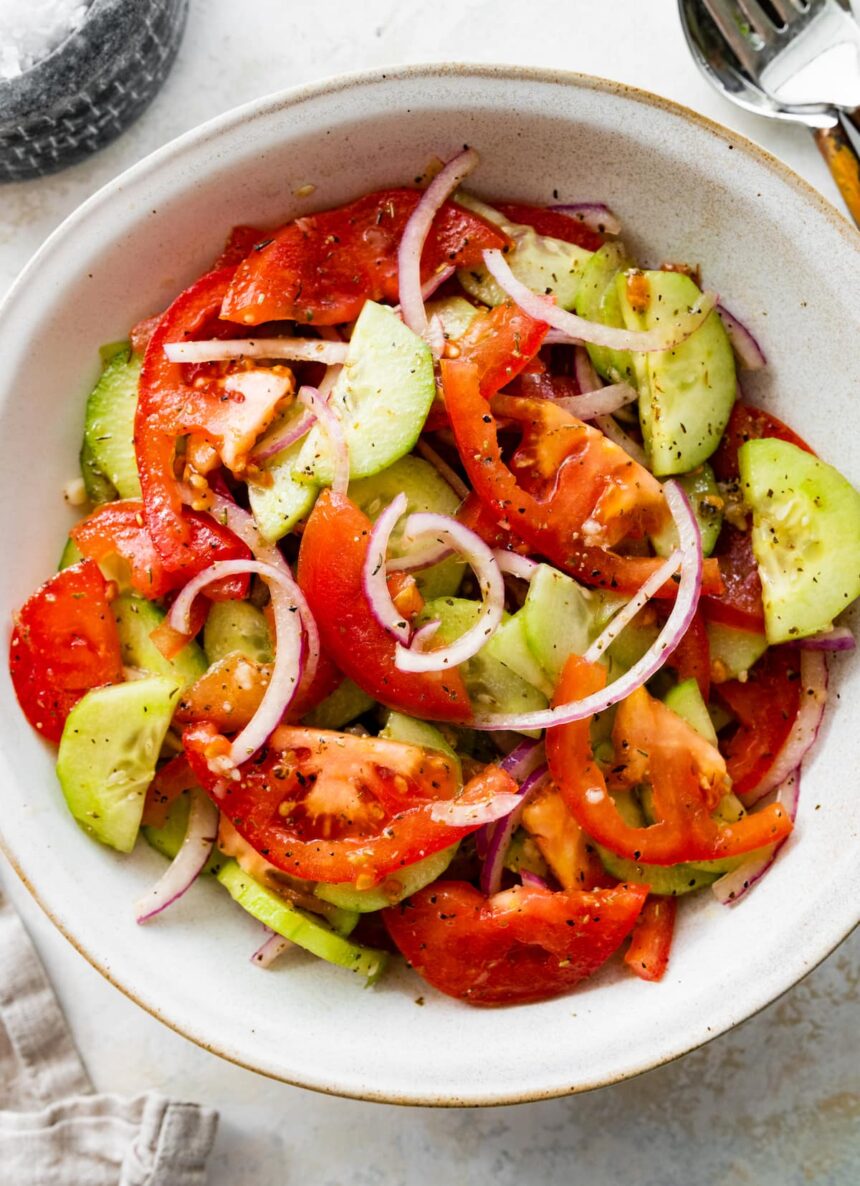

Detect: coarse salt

[0,0,92,80]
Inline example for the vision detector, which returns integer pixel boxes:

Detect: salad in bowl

[11,148,860,1007]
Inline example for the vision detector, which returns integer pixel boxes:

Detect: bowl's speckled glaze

[0,65,857,1106]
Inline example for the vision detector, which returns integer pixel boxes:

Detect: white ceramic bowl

[0,66,858,1106]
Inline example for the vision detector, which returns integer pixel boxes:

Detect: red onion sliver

[468,480,702,731]
[583,550,681,664]
[251,929,294,968]
[716,304,767,371]
[519,869,550,889]
[163,338,348,365]
[712,769,800,905]
[429,791,522,827]
[386,540,455,574]
[363,492,412,644]
[422,265,456,300]
[134,788,219,924]
[573,344,601,394]
[394,512,505,673]
[499,738,546,782]
[483,248,716,354]
[426,313,446,360]
[251,408,316,464]
[398,148,480,339]
[168,558,304,767]
[596,414,649,468]
[550,202,622,235]
[480,765,549,896]
[415,439,470,502]
[298,384,349,496]
[741,651,828,807]
[797,626,855,652]
[544,328,582,346]
[494,550,540,582]
[551,382,638,422]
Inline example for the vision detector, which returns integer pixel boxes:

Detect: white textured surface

[0,0,857,1181]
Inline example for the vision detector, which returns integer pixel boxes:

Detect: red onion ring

[415,439,470,502]
[134,788,219,924]
[550,202,622,235]
[163,338,348,365]
[797,626,855,652]
[712,769,800,905]
[550,382,638,422]
[297,384,349,496]
[483,248,716,354]
[500,738,546,781]
[480,765,550,896]
[251,408,316,464]
[716,304,767,371]
[386,539,455,574]
[422,265,456,300]
[741,651,828,807]
[394,512,505,673]
[251,929,294,968]
[583,551,681,663]
[493,550,540,582]
[429,790,523,827]
[574,345,649,466]
[363,492,413,644]
[398,148,481,339]
[519,869,550,889]
[468,480,702,731]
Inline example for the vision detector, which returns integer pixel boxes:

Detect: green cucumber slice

[82,345,142,500]
[597,846,718,895]
[59,538,83,570]
[203,601,274,665]
[380,710,461,774]
[301,679,376,730]
[651,464,723,558]
[739,438,860,643]
[217,862,386,983]
[425,295,481,340]
[315,844,458,913]
[293,302,435,486]
[520,564,615,685]
[349,455,465,600]
[56,675,180,852]
[113,595,206,686]
[573,242,636,384]
[664,678,718,746]
[143,790,225,875]
[706,620,767,681]
[80,438,118,504]
[485,611,555,698]
[247,420,318,542]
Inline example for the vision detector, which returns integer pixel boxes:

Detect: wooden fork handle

[814,111,860,228]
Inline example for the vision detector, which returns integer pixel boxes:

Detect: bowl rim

[1,61,857,1107]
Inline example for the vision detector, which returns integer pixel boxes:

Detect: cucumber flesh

[315,844,458,913]
[597,846,718,895]
[651,464,723,558]
[82,345,142,500]
[380,710,461,778]
[143,790,225,875]
[485,610,555,698]
[56,675,180,853]
[113,594,207,687]
[520,565,607,685]
[247,420,317,542]
[59,538,83,570]
[573,242,635,384]
[425,295,481,341]
[301,679,376,730]
[80,437,118,504]
[217,862,387,982]
[203,601,274,665]
[664,678,718,746]
[706,620,767,681]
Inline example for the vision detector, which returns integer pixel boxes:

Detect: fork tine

[700,0,765,71]
[734,0,780,41]
[766,0,809,21]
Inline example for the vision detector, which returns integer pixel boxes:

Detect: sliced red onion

[386,539,455,574]
[422,265,456,300]
[596,414,649,468]
[574,344,601,394]
[394,513,505,673]
[415,439,470,502]
[717,303,767,370]
[520,869,550,889]
[426,313,446,360]
[480,765,549,896]
[712,769,800,905]
[572,345,648,465]
[500,738,546,781]
[251,929,294,968]
[584,551,681,664]
[551,382,638,421]
[741,651,828,807]
[550,202,622,235]
[494,550,540,582]
[797,626,855,652]
[363,492,412,644]
[168,558,304,767]
[298,384,349,496]
[484,248,716,354]
[544,328,582,346]
[251,408,316,464]
[469,481,702,731]
[398,148,480,339]
[163,338,348,365]
[134,788,219,924]
[429,790,522,827]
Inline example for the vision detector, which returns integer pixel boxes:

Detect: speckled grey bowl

[0,0,188,182]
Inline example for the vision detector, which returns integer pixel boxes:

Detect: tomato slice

[71,499,251,601]
[716,648,801,797]
[9,561,123,742]
[665,608,711,700]
[701,525,765,631]
[297,490,472,723]
[712,402,814,482]
[142,753,195,828]
[443,359,723,597]
[456,491,530,555]
[452,303,549,398]
[623,897,676,982]
[383,880,648,1005]
[220,189,510,327]
[213,224,268,270]
[184,723,515,885]
[546,655,794,864]
[493,202,604,252]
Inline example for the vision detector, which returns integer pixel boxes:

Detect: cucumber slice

[617,270,736,476]
[82,345,142,500]
[143,790,225,875]
[247,419,318,542]
[380,710,461,774]
[113,595,206,686]
[520,565,609,685]
[485,611,555,698]
[650,464,723,558]
[59,537,83,570]
[349,455,466,600]
[454,194,592,310]
[739,438,860,643]
[664,678,718,746]
[56,675,180,852]
[203,601,274,665]
[293,302,435,486]
[315,844,458,913]
[425,295,481,340]
[301,679,376,730]
[597,846,718,895]
[504,829,551,879]
[217,862,387,983]
[706,620,767,681]
[80,437,118,504]
[573,242,636,384]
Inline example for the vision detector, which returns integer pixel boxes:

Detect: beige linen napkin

[0,893,218,1184]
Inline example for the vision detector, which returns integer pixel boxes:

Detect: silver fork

[682,0,860,223]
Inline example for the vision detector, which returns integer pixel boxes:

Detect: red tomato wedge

[71,499,251,601]
[220,189,510,327]
[624,897,677,982]
[141,753,195,828]
[213,224,268,270]
[493,201,604,252]
[546,655,794,865]
[297,490,472,723]
[665,608,711,701]
[716,648,801,797]
[451,303,549,398]
[456,491,530,555]
[443,359,723,597]
[184,723,516,885]
[701,525,765,631]
[383,880,648,1005]
[712,402,814,482]
[9,561,123,742]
